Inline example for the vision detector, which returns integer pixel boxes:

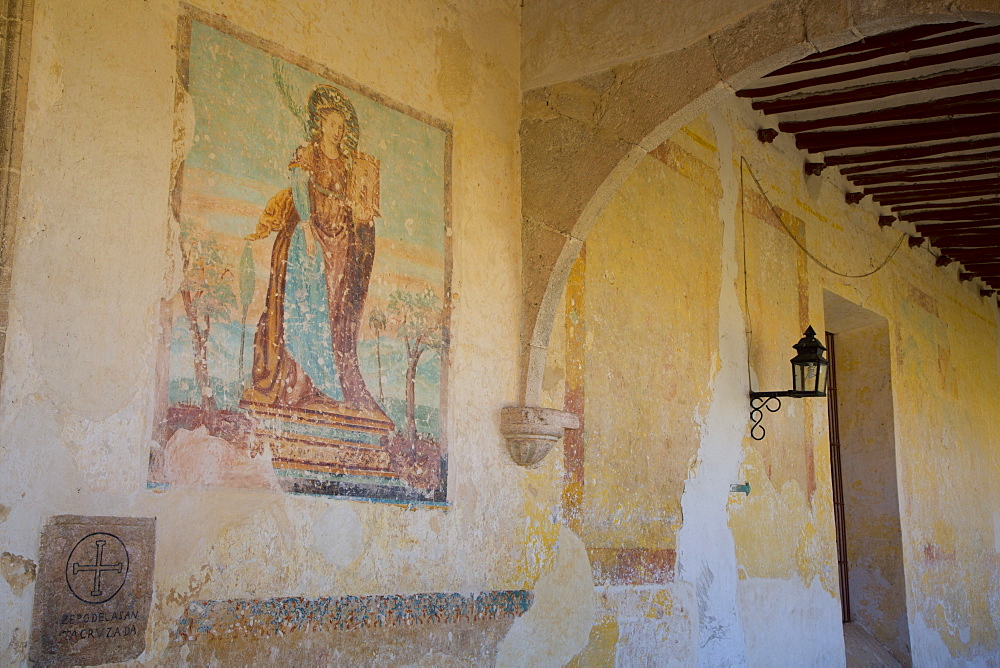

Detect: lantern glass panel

[792,362,808,394]
[791,360,828,395]
[816,363,829,395]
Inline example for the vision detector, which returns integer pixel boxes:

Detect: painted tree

[368,306,387,403]
[386,288,443,443]
[178,218,237,411]
[237,241,256,386]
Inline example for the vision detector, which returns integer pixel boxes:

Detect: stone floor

[844,622,903,667]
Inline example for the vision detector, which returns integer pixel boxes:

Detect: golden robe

[241,143,388,423]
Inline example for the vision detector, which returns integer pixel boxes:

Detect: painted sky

[185,20,447,258]
[170,20,448,422]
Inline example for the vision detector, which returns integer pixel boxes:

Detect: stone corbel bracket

[500,406,580,467]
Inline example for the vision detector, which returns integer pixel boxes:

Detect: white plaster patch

[23,0,65,142]
[59,388,150,492]
[909,611,975,667]
[673,105,748,666]
[738,576,844,666]
[605,583,698,666]
[0,309,42,430]
[404,509,445,561]
[311,504,365,570]
[495,527,595,667]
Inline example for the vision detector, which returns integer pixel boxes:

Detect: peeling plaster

[435,26,475,109]
[0,552,36,596]
[738,576,843,665]
[59,388,151,493]
[673,106,747,665]
[1,0,998,663]
[496,527,595,667]
[606,583,698,665]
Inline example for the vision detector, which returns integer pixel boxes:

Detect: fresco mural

[149,7,451,505]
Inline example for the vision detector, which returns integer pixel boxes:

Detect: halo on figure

[270,60,361,164]
[306,85,360,163]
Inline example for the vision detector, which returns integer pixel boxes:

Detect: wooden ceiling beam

[865,177,1000,196]
[894,203,1000,219]
[838,150,1000,175]
[935,247,1000,258]
[947,254,1000,263]
[942,248,997,265]
[950,260,1000,270]
[924,233,1000,247]
[752,65,1000,115]
[928,238,1000,247]
[877,191,1000,206]
[824,136,1000,166]
[879,189,1000,206]
[946,253,997,265]
[849,163,1000,186]
[779,90,1000,134]
[796,114,1000,152]
[887,198,999,210]
[741,41,1000,99]
[754,25,1000,278]
[765,22,981,77]
[900,209,1000,219]
[914,221,1000,233]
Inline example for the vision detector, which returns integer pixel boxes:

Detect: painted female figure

[241,84,389,424]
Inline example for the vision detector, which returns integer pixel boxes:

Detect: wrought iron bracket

[749,389,826,440]
[749,391,790,441]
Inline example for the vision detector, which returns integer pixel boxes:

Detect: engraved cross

[72,539,123,597]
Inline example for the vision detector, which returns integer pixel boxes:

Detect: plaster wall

[723,94,1000,664]
[520,0,771,90]
[0,0,998,665]
[540,92,1000,663]
[0,0,573,664]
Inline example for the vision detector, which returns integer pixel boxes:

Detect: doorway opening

[824,291,911,665]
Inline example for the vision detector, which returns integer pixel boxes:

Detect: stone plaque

[29,515,156,666]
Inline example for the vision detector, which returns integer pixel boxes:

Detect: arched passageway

[517,1,1000,407]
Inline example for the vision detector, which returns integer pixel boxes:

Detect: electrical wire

[741,157,753,390]
[740,156,907,279]
[740,154,906,394]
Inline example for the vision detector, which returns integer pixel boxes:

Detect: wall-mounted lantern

[749,326,829,440]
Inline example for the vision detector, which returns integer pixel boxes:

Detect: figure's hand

[303,219,318,256]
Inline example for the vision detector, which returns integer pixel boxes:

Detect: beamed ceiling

[739,21,1000,294]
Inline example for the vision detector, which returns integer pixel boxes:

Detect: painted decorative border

[173,590,532,641]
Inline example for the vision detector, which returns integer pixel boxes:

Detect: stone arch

[516,0,1000,410]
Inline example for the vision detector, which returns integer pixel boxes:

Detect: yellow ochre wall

[0,0,580,664]
[0,0,998,665]
[541,96,1000,664]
